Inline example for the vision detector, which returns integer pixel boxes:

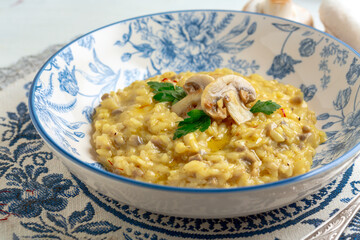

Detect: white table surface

[0,0,323,68]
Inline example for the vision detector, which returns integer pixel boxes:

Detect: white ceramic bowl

[29,10,360,218]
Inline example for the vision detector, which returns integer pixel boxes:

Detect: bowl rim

[29,9,360,193]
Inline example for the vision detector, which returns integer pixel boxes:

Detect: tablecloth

[0,42,360,240]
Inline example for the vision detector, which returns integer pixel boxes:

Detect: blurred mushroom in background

[320,0,360,53]
[243,0,313,26]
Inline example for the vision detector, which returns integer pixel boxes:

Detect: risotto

[92,68,326,188]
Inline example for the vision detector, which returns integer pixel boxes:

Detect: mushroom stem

[171,74,215,118]
[171,93,202,117]
[224,91,253,125]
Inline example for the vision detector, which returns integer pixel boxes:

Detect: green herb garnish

[148,81,280,138]
[250,100,281,115]
[147,81,187,104]
[173,109,211,140]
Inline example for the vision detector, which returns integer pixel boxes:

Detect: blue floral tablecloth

[1,46,360,240]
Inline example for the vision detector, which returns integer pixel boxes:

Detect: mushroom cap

[171,74,215,117]
[183,74,215,93]
[201,74,256,122]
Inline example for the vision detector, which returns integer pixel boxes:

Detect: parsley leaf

[147,82,211,139]
[147,81,187,104]
[250,100,281,115]
[173,110,211,140]
[147,82,174,93]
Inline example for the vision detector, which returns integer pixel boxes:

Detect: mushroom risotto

[92,69,326,188]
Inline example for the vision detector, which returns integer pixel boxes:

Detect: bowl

[29,10,360,218]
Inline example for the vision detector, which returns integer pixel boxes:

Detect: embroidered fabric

[1,45,360,240]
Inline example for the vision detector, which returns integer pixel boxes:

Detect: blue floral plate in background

[29,10,360,218]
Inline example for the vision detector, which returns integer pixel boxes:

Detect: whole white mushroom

[320,0,360,53]
[243,0,313,26]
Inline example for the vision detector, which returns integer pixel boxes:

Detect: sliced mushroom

[188,154,203,161]
[171,93,202,117]
[101,93,110,100]
[111,106,125,115]
[242,150,261,177]
[299,133,309,141]
[150,136,166,150]
[128,135,143,146]
[114,135,125,146]
[235,145,246,152]
[265,122,277,136]
[290,95,303,105]
[183,74,215,93]
[243,0,313,26]
[132,168,144,177]
[171,74,215,117]
[201,75,256,125]
[224,91,253,125]
[302,125,311,133]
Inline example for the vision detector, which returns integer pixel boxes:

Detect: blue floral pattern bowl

[29,10,360,218]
